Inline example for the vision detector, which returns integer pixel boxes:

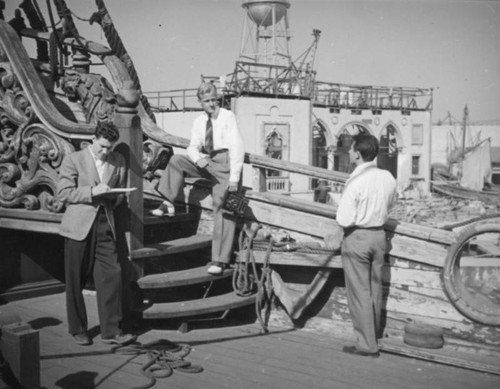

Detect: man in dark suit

[57,122,136,346]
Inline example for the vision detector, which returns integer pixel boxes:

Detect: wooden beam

[379,338,500,376]
[237,249,342,268]
[184,183,450,268]
[131,234,212,260]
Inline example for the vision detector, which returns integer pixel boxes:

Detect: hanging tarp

[460,139,492,191]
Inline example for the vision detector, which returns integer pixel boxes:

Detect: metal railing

[144,61,433,113]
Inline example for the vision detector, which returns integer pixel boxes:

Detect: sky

[4,0,500,123]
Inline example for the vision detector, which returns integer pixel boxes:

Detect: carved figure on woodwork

[61,69,116,124]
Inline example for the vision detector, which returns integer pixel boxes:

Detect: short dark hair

[95,121,119,142]
[352,133,379,162]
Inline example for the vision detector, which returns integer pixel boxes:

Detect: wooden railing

[245,153,349,193]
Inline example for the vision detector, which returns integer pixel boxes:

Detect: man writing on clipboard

[57,121,136,346]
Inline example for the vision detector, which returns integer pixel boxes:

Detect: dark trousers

[341,228,386,352]
[64,210,122,338]
[157,152,236,263]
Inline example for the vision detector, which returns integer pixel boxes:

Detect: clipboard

[94,187,137,196]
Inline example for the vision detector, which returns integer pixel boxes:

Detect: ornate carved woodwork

[0,52,170,212]
[0,61,73,212]
[61,69,117,124]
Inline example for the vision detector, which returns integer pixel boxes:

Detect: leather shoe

[342,346,379,358]
[102,333,137,345]
[72,332,91,346]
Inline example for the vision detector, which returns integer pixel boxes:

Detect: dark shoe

[102,333,137,345]
[342,346,379,358]
[207,261,226,275]
[72,332,92,346]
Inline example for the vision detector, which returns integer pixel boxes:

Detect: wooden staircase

[130,205,256,331]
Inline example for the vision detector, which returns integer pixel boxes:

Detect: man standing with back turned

[152,82,245,275]
[336,133,397,358]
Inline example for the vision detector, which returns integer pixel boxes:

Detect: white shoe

[149,201,175,216]
[207,263,224,275]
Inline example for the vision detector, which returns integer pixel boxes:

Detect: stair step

[144,212,198,226]
[137,266,234,289]
[131,234,211,260]
[142,291,256,319]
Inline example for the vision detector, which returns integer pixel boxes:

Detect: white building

[151,0,434,199]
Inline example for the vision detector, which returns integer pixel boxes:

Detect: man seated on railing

[151,82,245,275]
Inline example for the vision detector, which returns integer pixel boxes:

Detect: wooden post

[253,166,267,192]
[112,80,144,322]
[113,80,143,253]
[0,321,40,389]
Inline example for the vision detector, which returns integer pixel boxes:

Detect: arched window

[378,124,398,178]
[265,129,283,177]
[311,122,329,190]
[312,122,328,170]
[334,124,369,173]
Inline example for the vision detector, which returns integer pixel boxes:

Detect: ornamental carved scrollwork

[0,62,35,126]
[0,59,75,212]
[61,69,172,182]
[61,69,117,124]
[0,122,73,212]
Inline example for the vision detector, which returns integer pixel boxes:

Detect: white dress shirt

[187,108,245,183]
[336,161,397,228]
[88,147,105,182]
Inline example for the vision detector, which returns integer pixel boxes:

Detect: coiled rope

[233,225,341,332]
[111,339,203,389]
[233,225,273,333]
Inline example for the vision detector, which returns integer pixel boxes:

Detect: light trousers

[341,228,387,352]
[157,152,237,263]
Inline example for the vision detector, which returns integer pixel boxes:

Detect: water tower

[239,0,292,67]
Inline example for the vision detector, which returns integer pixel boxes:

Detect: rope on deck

[233,224,341,332]
[111,339,203,389]
[233,225,273,333]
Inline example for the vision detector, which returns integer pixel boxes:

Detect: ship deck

[1,293,499,389]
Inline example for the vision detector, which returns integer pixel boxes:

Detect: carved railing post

[113,81,143,323]
[72,49,90,74]
[113,80,143,252]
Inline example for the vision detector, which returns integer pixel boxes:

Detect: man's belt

[343,225,384,235]
[202,148,228,157]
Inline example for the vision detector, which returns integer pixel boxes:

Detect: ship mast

[461,104,468,156]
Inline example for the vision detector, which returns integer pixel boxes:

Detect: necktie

[205,116,213,154]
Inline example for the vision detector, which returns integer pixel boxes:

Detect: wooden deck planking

[200,340,344,388]
[210,341,358,388]
[1,293,499,389]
